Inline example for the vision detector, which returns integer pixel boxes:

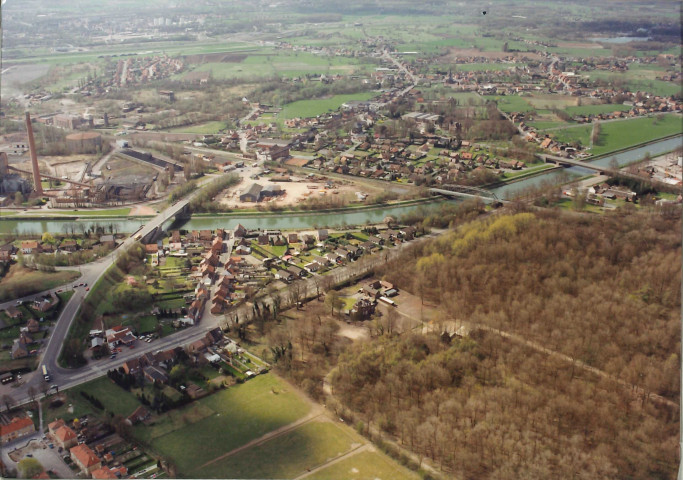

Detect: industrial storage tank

[66,131,102,154]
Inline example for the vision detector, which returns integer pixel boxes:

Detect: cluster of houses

[5,295,59,360]
[0,235,117,261]
[47,418,128,478]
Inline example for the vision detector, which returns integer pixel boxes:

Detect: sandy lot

[219,175,361,208]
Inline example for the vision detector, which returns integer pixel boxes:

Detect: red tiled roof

[55,425,77,442]
[0,416,34,437]
[70,444,100,468]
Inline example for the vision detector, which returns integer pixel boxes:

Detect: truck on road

[42,365,51,382]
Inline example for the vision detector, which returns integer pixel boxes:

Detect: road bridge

[538,154,606,174]
[429,184,502,203]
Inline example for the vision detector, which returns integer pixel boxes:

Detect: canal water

[2,136,679,233]
[490,136,681,200]
[0,202,445,235]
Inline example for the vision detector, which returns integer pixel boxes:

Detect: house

[143,366,168,384]
[188,298,206,323]
[367,235,383,246]
[0,243,15,261]
[170,230,181,243]
[70,444,101,474]
[317,229,329,241]
[257,234,269,245]
[125,406,151,425]
[304,262,320,273]
[5,306,22,319]
[91,467,118,479]
[122,358,142,376]
[235,245,251,255]
[27,318,40,333]
[313,255,331,267]
[99,235,115,248]
[145,244,159,254]
[187,338,209,354]
[20,241,40,254]
[233,224,247,238]
[288,233,299,244]
[185,383,206,399]
[53,425,78,449]
[275,270,295,282]
[105,326,136,346]
[240,183,263,202]
[206,327,223,345]
[48,419,66,435]
[287,265,305,278]
[19,332,33,345]
[59,240,78,252]
[0,416,35,444]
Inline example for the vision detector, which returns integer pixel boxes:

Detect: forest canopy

[332,209,680,479]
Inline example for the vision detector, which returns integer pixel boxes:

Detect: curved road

[0,175,219,404]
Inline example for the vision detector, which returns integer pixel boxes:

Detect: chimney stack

[25,111,43,196]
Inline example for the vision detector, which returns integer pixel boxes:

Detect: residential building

[53,425,77,449]
[0,416,35,445]
[70,444,101,474]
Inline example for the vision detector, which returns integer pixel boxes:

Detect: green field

[565,103,632,116]
[196,421,356,478]
[586,68,681,97]
[493,95,536,113]
[591,114,682,155]
[140,374,311,475]
[168,121,228,134]
[544,113,682,153]
[307,449,419,480]
[546,124,593,147]
[28,208,132,217]
[186,51,372,80]
[280,92,376,119]
[0,266,80,302]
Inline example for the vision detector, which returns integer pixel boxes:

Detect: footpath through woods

[393,290,677,409]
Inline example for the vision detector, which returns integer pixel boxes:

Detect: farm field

[185,51,374,80]
[280,92,376,119]
[591,113,682,155]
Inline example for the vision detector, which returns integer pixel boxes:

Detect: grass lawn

[281,92,376,119]
[36,208,132,217]
[196,421,357,479]
[69,377,142,417]
[564,103,632,116]
[502,164,556,179]
[141,374,311,474]
[591,114,683,156]
[306,449,420,480]
[492,95,535,113]
[0,265,80,302]
[168,121,228,134]
[546,124,593,147]
[43,377,142,424]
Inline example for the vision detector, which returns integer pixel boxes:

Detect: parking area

[2,435,74,479]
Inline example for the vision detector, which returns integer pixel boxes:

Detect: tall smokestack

[25,111,43,196]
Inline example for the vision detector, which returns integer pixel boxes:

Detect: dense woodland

[331,210,680,479]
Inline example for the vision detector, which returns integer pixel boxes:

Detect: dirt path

[195,410,325,471]
[293,443,372,480]
[396,291,678,409]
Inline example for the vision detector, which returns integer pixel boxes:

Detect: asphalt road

[0,176,218,405]
[1,173,440,409]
